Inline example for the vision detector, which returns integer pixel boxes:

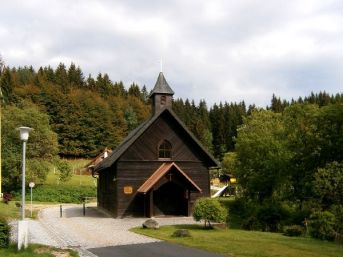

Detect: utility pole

[0,78,3,199]
[0,89,2,198]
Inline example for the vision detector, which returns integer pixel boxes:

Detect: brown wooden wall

[113,161,209,217]
[99,111,212,217]
[98,164,117,216]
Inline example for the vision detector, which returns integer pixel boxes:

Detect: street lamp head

[17,127,33,141]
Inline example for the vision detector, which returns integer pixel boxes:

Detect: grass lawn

[0,201,21,220]
[45,170,96,187]
[0,201,56,220]
[7,159,96,204]
[45,159,96,187]
[131,224,343,257]
[0,244,78,257]
[20,159,98,203]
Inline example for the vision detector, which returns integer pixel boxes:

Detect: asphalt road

[88,241,227,257]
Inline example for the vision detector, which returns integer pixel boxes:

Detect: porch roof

[137,162,202,194]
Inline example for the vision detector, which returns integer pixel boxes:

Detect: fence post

[60,205,62,218]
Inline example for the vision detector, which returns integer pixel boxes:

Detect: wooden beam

[149,190,154,217]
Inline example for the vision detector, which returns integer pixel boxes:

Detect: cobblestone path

[10,204,198,257]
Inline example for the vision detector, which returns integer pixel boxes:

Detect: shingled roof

[137,162,202,194]
[150,72,174,96]
[94,108,219,172]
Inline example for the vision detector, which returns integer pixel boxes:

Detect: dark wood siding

[115,160,209,217]
[121,112,209,162]
[98,166,117,216]
[100,111,212,217]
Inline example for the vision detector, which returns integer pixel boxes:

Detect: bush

[331,205,343,235]
[55,159,73,182]
[0,219,10,248]
[172,229,191,237]
[257,203,289,232]
[331,205,343,243]
[309,211,336,241]
[283,225,304,237]
[193,198,228,228]
[241,216,262,231]
[228,197,260,228]
[11,185,96,203]
[2,193,12,204]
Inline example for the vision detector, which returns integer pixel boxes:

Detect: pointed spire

[150,72,174,114]
[150,72,174,96]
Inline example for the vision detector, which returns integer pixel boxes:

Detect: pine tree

[68,63,84,88]
[128,83,141,97]
[55,63,69,92]
[0,67,14,102]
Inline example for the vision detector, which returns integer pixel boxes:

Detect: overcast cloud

[1,0,343,106]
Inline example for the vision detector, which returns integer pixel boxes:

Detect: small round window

[158,140,172,159]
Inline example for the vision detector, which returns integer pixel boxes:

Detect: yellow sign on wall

[230,178,237,184]
[124,186,133,194]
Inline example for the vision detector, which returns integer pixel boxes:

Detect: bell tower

[150,72,174,115]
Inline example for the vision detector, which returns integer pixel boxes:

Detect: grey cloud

[0,0,342,107]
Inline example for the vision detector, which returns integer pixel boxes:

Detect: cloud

[1,0,343,107]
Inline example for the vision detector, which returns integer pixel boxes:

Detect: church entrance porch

[138,162,201,218]
[153,182,188,216]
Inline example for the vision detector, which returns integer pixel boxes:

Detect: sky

[1,0,343,107]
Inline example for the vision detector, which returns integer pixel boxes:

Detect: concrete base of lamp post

[17,220,29,250]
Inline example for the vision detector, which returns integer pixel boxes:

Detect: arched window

[158,140,172,159]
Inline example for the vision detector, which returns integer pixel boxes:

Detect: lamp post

[18,127,33,220]
[17,126,33,250]
[29,182,35,218]
[0,87,3,199]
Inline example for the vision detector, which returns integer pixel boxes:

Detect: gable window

[158,140,172,159]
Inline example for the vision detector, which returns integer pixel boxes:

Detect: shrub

[172,229,191,237]
[55,159,73,182]
[2,193,12,204]
[228,197,260,228]
[331,205,343,235]
[11,185,96,203]
[309,211,336,241]
[241,216,262,231]
[283,225,304,237]
[257,203,289,232]
[331,205,343,243]
[0,219,10,248]
[193,198,228,228]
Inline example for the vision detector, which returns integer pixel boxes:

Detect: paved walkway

[11,204,203,257]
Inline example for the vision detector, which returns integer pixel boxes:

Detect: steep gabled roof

[85,148,112,168]
[94,107,219,172]
[150,72,174,96]
[137,162,202,194]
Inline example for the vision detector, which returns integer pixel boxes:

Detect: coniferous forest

[3,63,341,159]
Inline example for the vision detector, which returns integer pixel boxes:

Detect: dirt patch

[35,246,77,257]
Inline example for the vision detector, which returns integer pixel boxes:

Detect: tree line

[1,61,342,191]
[222,101,343,240]
[2,63,342,159]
